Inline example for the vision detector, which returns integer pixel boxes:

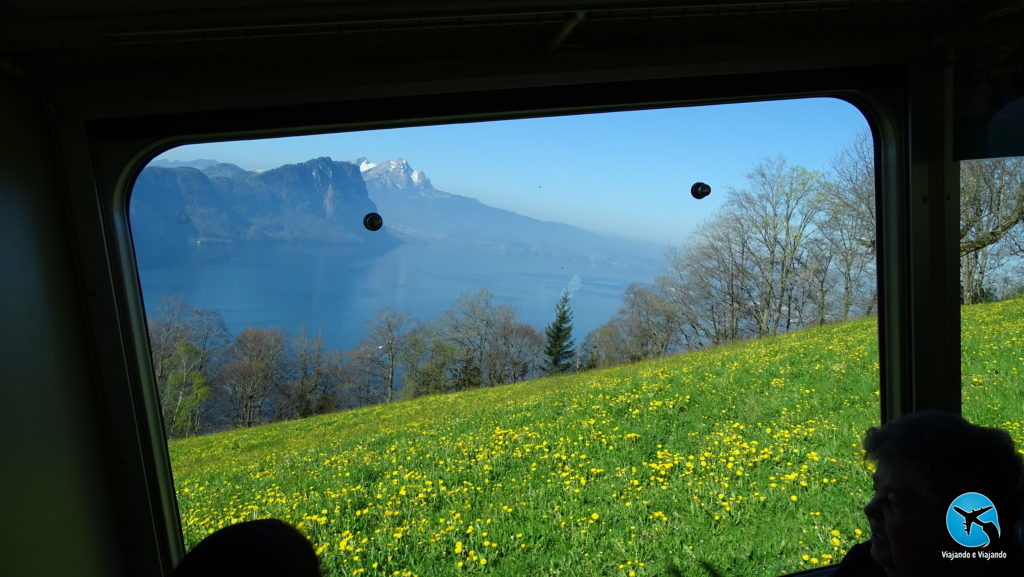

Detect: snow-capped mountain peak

[388,158,410,172]
[357,157,448,199]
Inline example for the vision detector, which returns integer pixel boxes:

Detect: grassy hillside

[170,298,1024,577]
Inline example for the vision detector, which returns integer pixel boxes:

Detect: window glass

[958,157,1024,450]
[131,98,880,576]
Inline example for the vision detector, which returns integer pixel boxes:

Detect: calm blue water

[136,241,663,351]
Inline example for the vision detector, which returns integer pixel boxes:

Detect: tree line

[580,136,1024,367]
[149,288,576,438]
[150,135,1024,438]
[582,144,877,366]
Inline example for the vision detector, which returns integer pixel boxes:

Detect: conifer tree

[544,290,576,374]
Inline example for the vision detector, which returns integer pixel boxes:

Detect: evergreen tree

[543,290,576,374]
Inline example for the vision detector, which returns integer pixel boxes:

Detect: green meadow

[170,298,1024,577]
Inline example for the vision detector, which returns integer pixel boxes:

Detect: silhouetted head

[171,518,321,577]
[862,410,1023,577]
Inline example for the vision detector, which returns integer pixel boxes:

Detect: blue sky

[155,97,869,246]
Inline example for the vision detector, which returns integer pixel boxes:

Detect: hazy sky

[154,97,870,246]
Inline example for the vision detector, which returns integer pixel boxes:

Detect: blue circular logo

[946,492,1000,548]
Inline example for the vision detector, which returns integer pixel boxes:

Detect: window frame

[79,63,960,574]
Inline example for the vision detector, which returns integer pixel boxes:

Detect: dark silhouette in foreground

[171,518,320,577]
[836,410,1023,577]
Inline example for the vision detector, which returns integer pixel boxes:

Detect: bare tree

[146,296,227,437]
[274,329,341,420]
[443,289,497,389]
[398,289,543,392]
[583,283,685,368]
[621,283,685,359]
[575,331,599,372]
[582,317,632,369]
[356,309,410,403]
[795,240,836,326]
[339,344,388,408]
[658,215,756,347]
[218,327,287,428]
[825,131,877,255]
[398,322,459,398]
[820,131,878,318]
[959,157,1024,303]
[731,156,825,335]
[490,311,545,384]
[655,157,833,352]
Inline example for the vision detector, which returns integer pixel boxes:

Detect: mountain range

[136,156,663,269]
[133,157,388,256]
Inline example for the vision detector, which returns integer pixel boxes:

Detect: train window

[958,155,1024,449]
[129,98,880,576]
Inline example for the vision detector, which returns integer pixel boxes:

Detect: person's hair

[864,410,1023,519]
[170,518,321,577]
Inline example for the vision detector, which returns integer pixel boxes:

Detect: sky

[154,97,870,246]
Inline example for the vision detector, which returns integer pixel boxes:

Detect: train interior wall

[0,76,122,577]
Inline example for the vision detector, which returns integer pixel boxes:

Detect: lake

[136,240,665,351]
